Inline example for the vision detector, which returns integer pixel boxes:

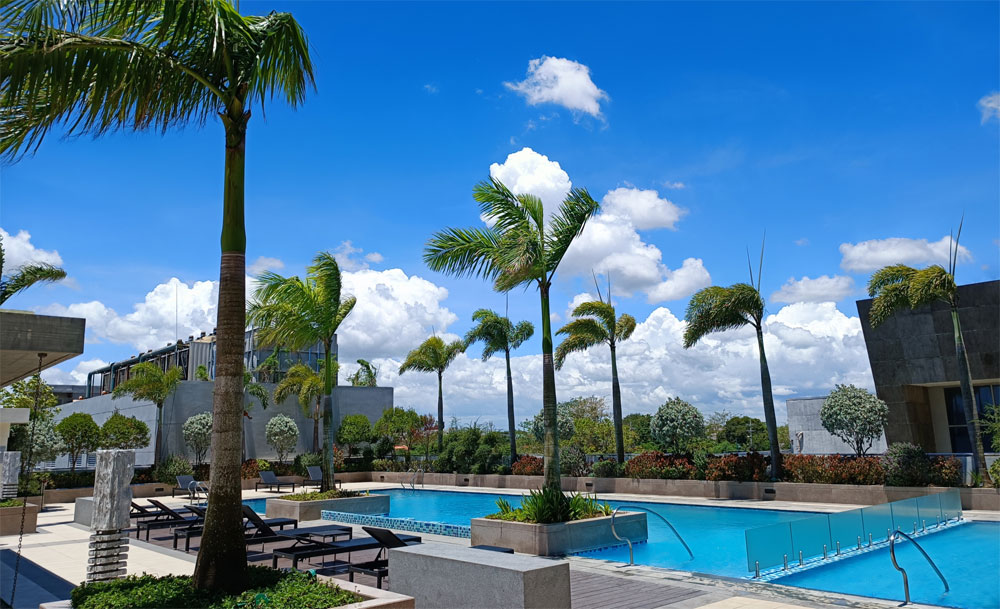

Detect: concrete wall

[786,396,887,455]
[856,280,1000,451]
[48,381,392,467]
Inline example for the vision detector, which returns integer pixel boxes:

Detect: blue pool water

[243,498,266,513]
[774,522,999,609]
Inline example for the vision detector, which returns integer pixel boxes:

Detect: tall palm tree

[682,247,783,479]
[348,359,379,387]
[247,251,356,491]
[867,227,991,484]
[398,336,466,450]
[424,177,600,489]
[1,0,314,590]
[0,234,67,304]
[554,286,635,463]
[111,362,183,467]
[274,363,323,453]
[241,369,269,461]
[465,308,534,462]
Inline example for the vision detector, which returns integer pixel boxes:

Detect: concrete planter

[267,494,389,521]
[42,481,176,504]
[0,502,39,535]
[470,512,646,556]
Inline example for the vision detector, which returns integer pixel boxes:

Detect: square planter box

[470,511,646,556]
[267,493,389,522]
[0,502,39,535]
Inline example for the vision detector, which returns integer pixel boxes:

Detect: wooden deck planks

[571,570,707,609]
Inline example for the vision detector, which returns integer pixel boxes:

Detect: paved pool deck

[0,483,985,609]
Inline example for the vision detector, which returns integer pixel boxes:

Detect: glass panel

[940,488,962,521]
[861,501,894,543]
[915,493,943,527]
[790,514,832,562]
[828,508,865,552]
[891,498,920,534]
[745,522,793,573]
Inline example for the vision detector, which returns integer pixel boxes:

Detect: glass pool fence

[744,488,962,576]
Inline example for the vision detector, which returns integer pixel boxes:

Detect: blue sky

[2,1,998,425]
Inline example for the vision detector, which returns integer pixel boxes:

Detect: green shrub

[883,443,931,486]
[100,411,150,450]
[929,456,963,487]
[373,436,395,459]
[280,489,362,501]
[293,452,323,477]
[559,446,588,477]
[47,470,95,489]
[486,487,611,524]
[154,455,193,484]
[592,459,620,478]
[371,458,403,472]
[820,384,888,456]
[0,498,24,508]
[511,455,543,476]
[336,414,373,455]
[256,458,272,471]
[434,427,507,475]
[55,412,100,473]
[182,412,213,465]
[70,566,361,609]
[265,414,299,464]
[990,460,1000,488]
[705,453,768,482]
[650,397,705,453]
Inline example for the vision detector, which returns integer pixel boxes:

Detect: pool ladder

[187,480,209,504]
[402,468,424,489]
[610,505,693,566]
[889,529,948,606]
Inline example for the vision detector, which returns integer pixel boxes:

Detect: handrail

[414,468,424,488]
[889,529,949,605]
[403,469,415,489]
[611,505,693,565]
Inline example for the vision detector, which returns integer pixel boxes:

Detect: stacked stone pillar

[87,449,134,583]
[0,451,20,499]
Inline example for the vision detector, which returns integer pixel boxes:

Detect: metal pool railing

[889,529,949,605]
[744,488,962,577]
[611,505,694,565]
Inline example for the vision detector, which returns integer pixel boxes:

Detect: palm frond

[424,226,502,281]
[683,284,760,348]
[570,300,616,333]
[866,264,915,297]
[909,265,955,308]
[615,314,637,342]
[544,188,600,276]
[0,262,67,304]
[554,332,604,369]
[869,282,910,328]
[510,320,535,349]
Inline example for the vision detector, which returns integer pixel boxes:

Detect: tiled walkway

[570,571,706,609]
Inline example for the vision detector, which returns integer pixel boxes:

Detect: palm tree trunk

[313,400,320,454]
[436,370,444,451]
[951,307,991,484]
[321,343,336,491]
[193,107,250,592]
[609,344,625,463]
[755,324,782,480]
[504,349,517,464]
[154,402,164,467]
[539,282,561,490]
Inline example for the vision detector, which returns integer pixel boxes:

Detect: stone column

[0,451,20,499]
[87,449,134,583]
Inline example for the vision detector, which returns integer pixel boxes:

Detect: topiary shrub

[265,415,300,464]
[882,443,930,486]
[929,456,963,487]
[154,454,193,484]
[182,412,212,465]
[100,411,150,450]
[512,455,543,476]
[821,384,888,456]
[650,397,705,454]
[592,459,620,478]
[560,446,588,477]
[55,412,100,473]
[705,453,768,482]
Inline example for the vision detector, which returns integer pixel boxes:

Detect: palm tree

[554,285,635,463]
[0,234,67,304]
[682,247,783,480]
[1,0,314,591]
[274,363,323,453]
[248,251,356,490]
[241,369,269,461]
[424,178,600,489]
[348,359,379,387]
[398,336,466,450]
[111,362,182,467]
[867,226,991,484]
[465,308,534,463]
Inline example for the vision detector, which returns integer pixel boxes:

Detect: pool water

[772,522,1000,609]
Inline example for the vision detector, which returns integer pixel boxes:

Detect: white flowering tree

[650,397,705,454]
[821,384,888,456]
[265,415,300,464]
[183,412,213,466]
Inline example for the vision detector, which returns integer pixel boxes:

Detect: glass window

[943,384,997,453]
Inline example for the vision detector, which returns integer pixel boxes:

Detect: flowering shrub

[782,454,831,483]
[592,459,620,478]
[883,443,930,486]
[512,455,543,476]
[705,452,768,482]
[650,398,705,453]
[929,456,963,487]
[623,452,696,480]
[240,459,272,480]
[828,457,885,485]
[372,458,404,472]
[782,455,885,485]
[560,446,589,477]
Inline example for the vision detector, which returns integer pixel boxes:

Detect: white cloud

[839,235,972,272]
[333,241,384,272]
[564,292,597,319]
[0,228,63,269]
[41,358,108,387]
[423,84,438,94]
[504,56,608,118]
[771,275,855,304]
[663,181,686,190]
[489,148,572,217]
[795,238,809,247]
[248,256,284,276]
[645,258,712,303]
[978,92,999,123]
[601,187,686,230]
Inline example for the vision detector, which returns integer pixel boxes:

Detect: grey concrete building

[786,396,887,455]
[856,279,999,453]
[0,310,85,386]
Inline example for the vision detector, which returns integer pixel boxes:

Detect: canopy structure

[0,310,85,387]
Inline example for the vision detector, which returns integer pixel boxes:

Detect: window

[944,384,998,453]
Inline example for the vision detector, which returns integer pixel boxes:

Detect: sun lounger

[171,505,299,552]
[239,505,349,552]
[130,501,191,521]
[347,526,414,589]
[255,470,295,493]
[304,466,342,489]
[270,530,420,570]
[135,499,200,541]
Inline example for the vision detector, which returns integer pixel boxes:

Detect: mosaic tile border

[320,509,472,538]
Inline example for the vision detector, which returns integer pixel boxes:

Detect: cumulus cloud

[423,84,438,94]
[504,56,608,118]
[333,241,384,272]
[795,238,809,247]
[839,235,972,272]
[644,258,712,303]
[978,92,999,123]
[489,148,572,218]
[601,187,686,230]
[663,181,686,190]
[0,228,63,269]
[771,275,855,304]
[248,256,284,276]
[41,358,109,387]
